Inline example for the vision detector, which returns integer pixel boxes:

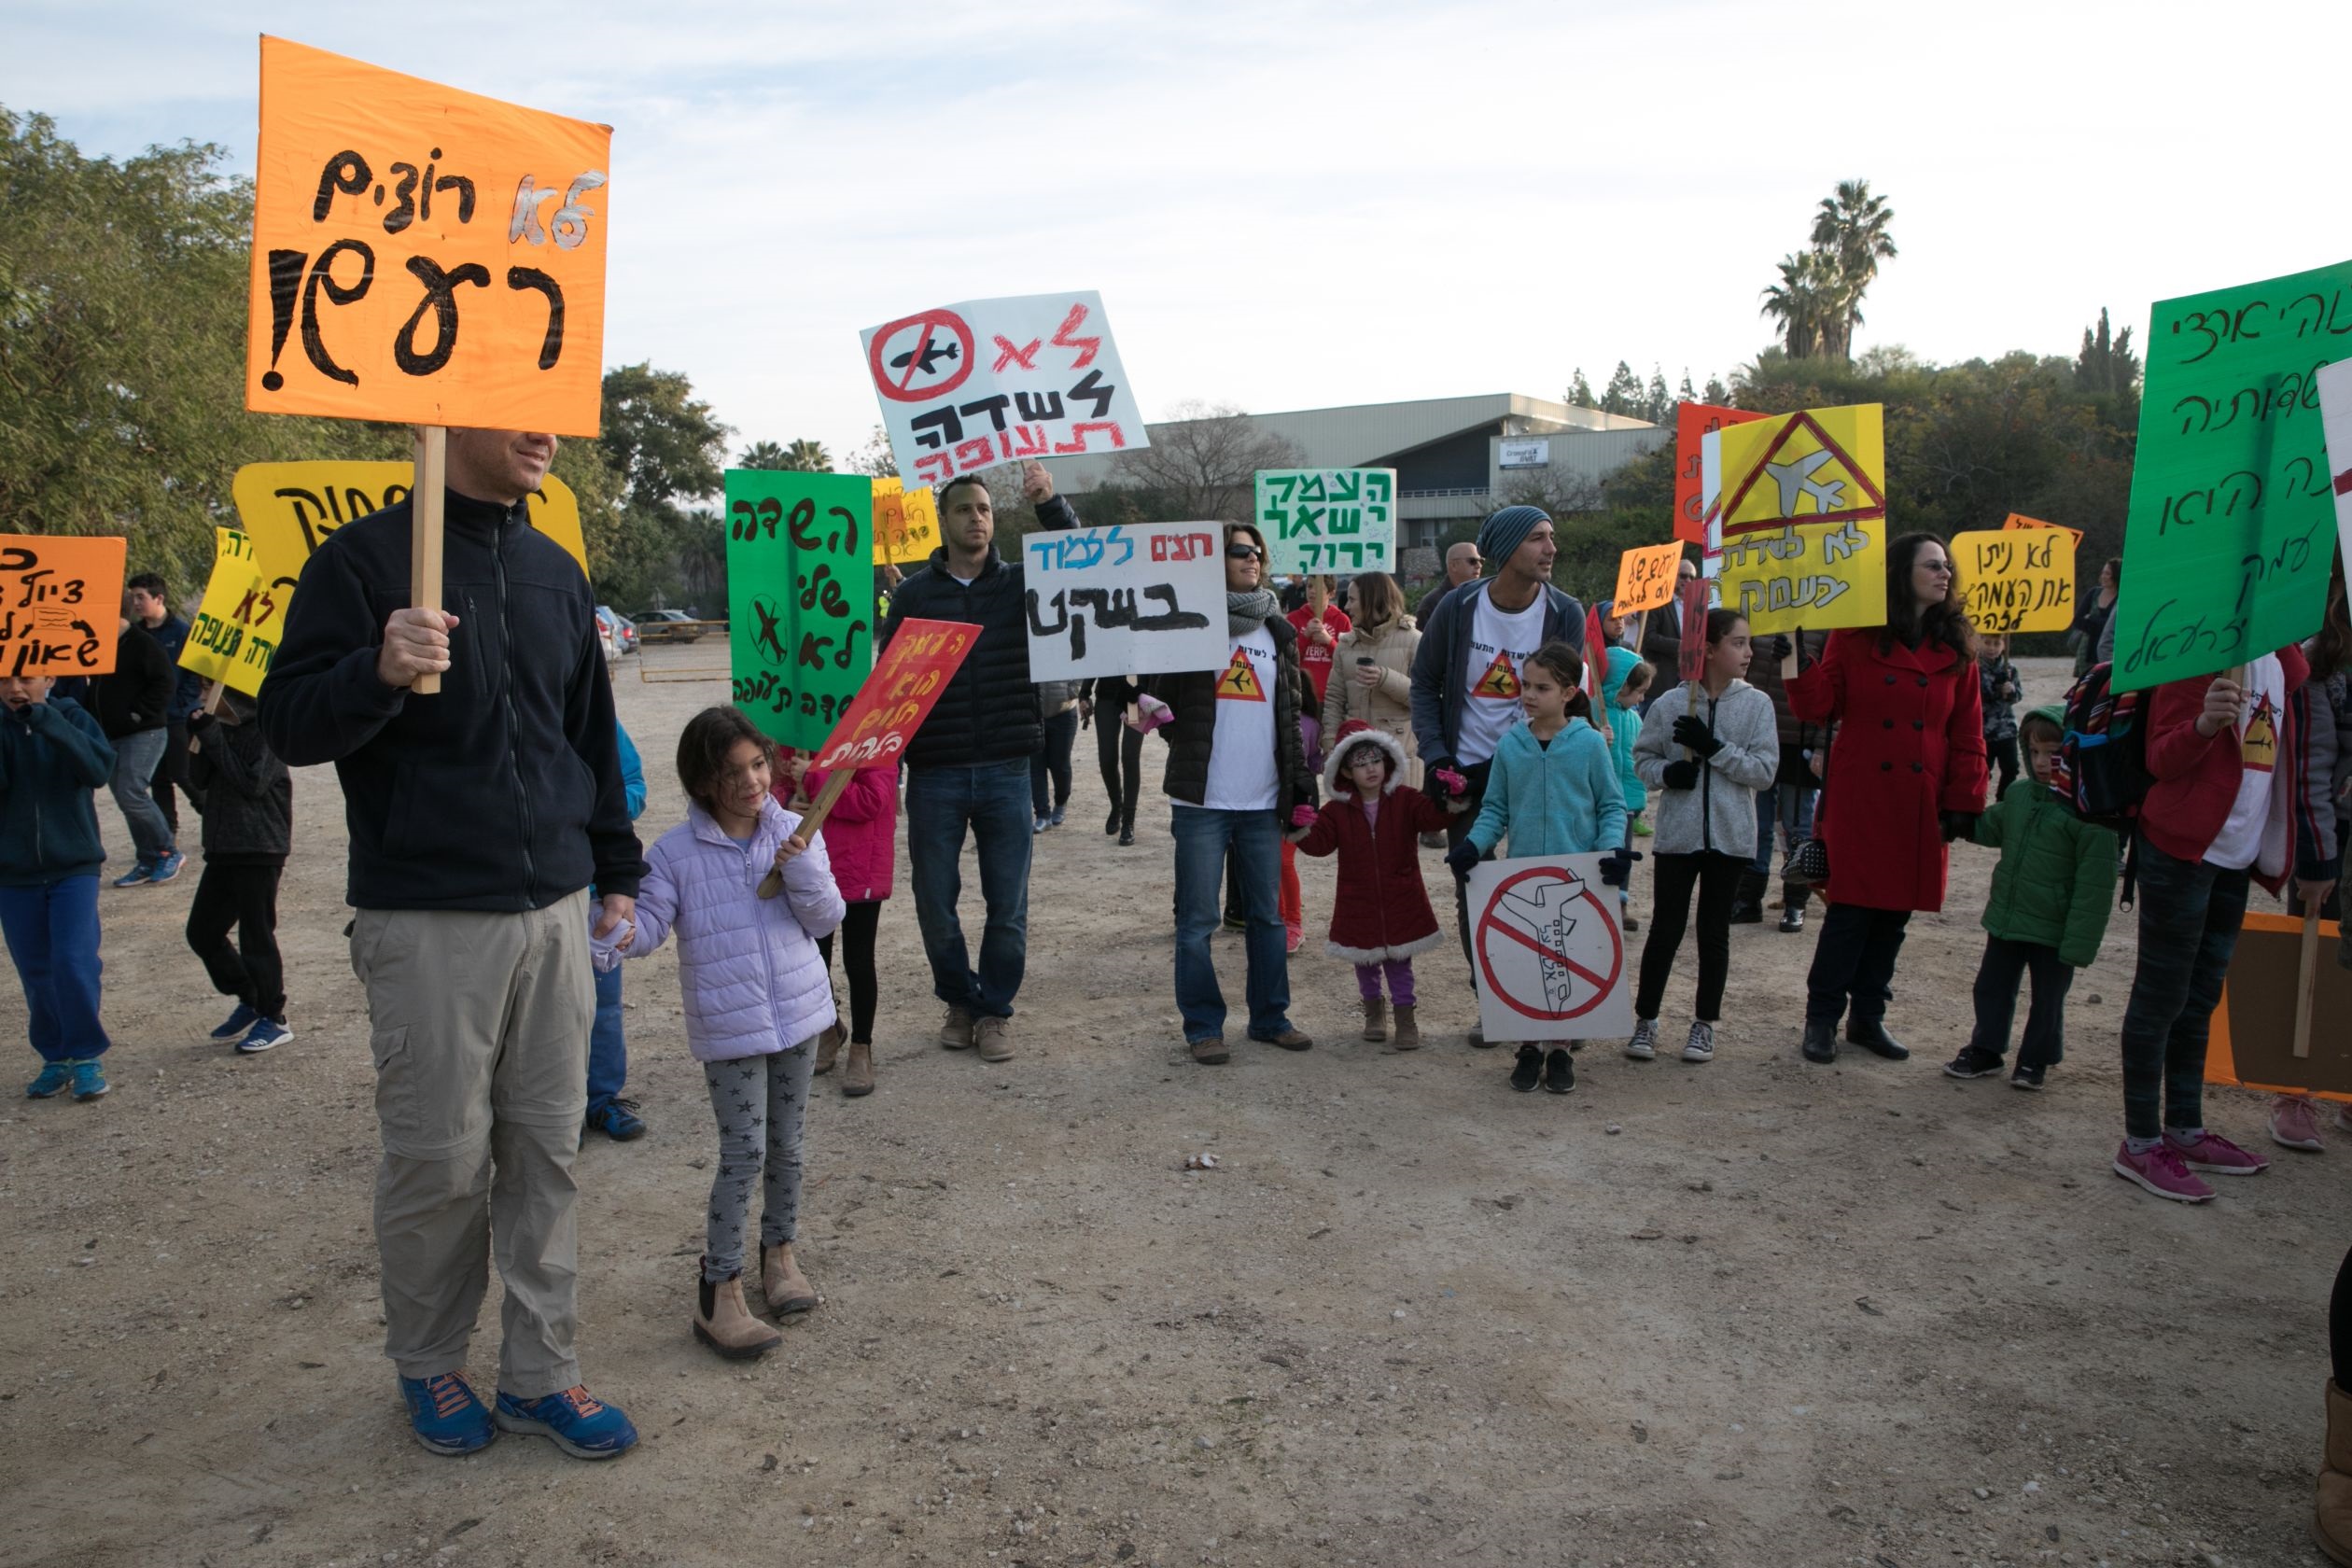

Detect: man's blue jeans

[2118,835,2249,1141]
[586,961,626,1115]
[906,759,1033,1019]
[107,727,175,864]
[1171,803,1293,1043]
[0,875,109,1061]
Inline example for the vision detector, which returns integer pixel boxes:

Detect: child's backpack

[2049,661,2149,906]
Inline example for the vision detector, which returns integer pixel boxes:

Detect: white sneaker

[1624,1018,1659,1060]
[1681,1020,1715,1063]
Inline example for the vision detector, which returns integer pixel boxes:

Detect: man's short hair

[127,572,168,597]
[937,473,989,509]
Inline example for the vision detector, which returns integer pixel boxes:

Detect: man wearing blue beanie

[1408,504,1587,1046]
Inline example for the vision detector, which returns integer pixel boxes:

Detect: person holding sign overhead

[259,425,645,1462]
[1410,505,1586,1046]
[875,459,1076,1066]
[1785,532,1987,1068]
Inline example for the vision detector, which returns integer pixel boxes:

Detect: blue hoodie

[1466,715,1627,859]
[1601,646,1646,814]
[0,696,118,886]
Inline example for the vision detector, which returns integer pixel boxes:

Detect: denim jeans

[585,959,627,1116]
[0,875,108,1061]
[1804,903,1911,1025]
[906,759,1034,1019]
[1967,935,2073,1068]
[1171,803,1293,1042]
[1750,784,1817,879]
[107,726,175,863]
[2117,835,2249,1140]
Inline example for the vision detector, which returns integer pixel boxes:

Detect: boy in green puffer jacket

[1944,705,2118,1089]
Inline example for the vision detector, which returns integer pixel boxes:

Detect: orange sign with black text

[245,36,611,435]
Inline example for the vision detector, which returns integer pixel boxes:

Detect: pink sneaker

[2270,1095,2325,1152]
[2112,1141,2215,1203]
[2168,1129,2269,1176]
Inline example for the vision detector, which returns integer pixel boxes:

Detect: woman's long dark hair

[1883,530,1976,668]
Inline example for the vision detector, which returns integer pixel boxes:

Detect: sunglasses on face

[1227,544,1264,561]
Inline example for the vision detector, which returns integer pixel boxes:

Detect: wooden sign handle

[411,426,447,696]
[2292,903,2324,1059]
[757,767,857,899]
[199,679,228,717]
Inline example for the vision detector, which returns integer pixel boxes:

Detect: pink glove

[1133,693,1174,734]
[1290,804,1319,829]
[1431,767,1467,798]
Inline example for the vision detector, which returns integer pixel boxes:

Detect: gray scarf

[1226,587,1279,637]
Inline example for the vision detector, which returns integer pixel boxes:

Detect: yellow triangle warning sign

[1216,645,1267,702]
[1470,650,1521,700]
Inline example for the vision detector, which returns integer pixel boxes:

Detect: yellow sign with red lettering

[245,36,611,435]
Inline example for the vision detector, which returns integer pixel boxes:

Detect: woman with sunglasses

[1139,525,1321,1064]
[1784,532,1988,1065]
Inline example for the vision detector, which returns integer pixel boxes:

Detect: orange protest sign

[1613,541,1684,615]
[1,536,126,678]
[2002,512,2085,549]
[1673,402,1766,544]
[245,36,611,436]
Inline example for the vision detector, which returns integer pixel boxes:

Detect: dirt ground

[3,650,2343,1568]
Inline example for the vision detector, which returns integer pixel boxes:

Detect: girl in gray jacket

[1626,609,1780,1063]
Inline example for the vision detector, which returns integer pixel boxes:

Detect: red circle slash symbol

[1474,866,1623,1022]
[868,310,976,404]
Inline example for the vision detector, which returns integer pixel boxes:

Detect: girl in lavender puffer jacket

[623,708,845,1361]
[776,748,897,1099]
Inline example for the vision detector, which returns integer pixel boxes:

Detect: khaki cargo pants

[350,889,592,1397]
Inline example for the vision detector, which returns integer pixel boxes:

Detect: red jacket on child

[1293,724,1450,964]
[2139,644,2308,892]
[773,754,898,903]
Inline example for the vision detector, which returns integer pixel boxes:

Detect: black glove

[1662,760,1700,791]
[188,710,217,735]
[1671,714,1724,756]
[1939,810,1980,843]
[1767,635,1792,664]
[1444,839,1484,876]
[1599,847,1639,889]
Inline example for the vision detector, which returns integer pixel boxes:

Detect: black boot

[1117,809,1136,847]
[1801,1018,1838,1063]
[1105,806,1122,835]
[1845,1018,1910,1061]
[1729,870,1768,924]
[1778,883,1808,933]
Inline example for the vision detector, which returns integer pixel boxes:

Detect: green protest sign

[1254,469,1396,576]
[2108,259,2351,693]
[725,469,874,749]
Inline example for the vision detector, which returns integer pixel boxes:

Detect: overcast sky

[7,0,2345,463]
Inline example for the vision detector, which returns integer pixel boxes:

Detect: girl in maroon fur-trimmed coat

[1288,721,1453,1049]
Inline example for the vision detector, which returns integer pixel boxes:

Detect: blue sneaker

[399,1372,497,1456]
[111,862,154,889]
[69,1059,107,1100]
[26,1062,72,1099]
[149,850,187,884]
[495,1385,638,1460]
[237,1017,293,1055]
[210,1002,260,1041]
[585,1099,646,1141]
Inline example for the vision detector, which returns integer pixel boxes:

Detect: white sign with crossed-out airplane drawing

[1466,854,1634,1043]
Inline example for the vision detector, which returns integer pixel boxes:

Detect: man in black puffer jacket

[876,459,1077,1065]
[259,427,645,1463]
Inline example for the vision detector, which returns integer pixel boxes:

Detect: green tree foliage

[1761,180,1898,361]
[1599,361,1644,416]
[848,425,898,479]
[593,363,731,610]
[0,110,405,593]
[1564,368,1596,408]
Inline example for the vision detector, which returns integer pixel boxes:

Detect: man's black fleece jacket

[257,488,644,912]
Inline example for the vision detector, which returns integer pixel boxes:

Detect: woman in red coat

[1785,531,1989,1065]
[1288,721,1452,1049]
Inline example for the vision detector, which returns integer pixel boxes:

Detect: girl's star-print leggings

[699,1042,818,1283]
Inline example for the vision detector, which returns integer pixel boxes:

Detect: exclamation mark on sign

[260,248,306,391]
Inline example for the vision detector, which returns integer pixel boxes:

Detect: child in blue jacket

[0,674,119,1100]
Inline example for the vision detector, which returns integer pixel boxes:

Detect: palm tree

[784,438,831,472]
[738,440,791,469]
[1809,179,1897,357]
[1758,250,1837,359]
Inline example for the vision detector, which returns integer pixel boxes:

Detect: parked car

[595,606,638,656]
[635,609,695,623]
[631,607,708,644]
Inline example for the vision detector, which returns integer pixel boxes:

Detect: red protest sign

[1673,402,1765,544]
[807,618,977,771]
[1675,574,1711,685]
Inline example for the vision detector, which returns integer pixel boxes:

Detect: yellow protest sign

[1714,517,1888,635]
[1954,527,2076,634]
[0,535,126,678]
[2002,511,2085,550]
[872,478,941,565]
[1613,540,1684,614]
[245,36,611,435]
[1716,405,1886,537]
[230,461,589,592]
[179,529,283,695]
